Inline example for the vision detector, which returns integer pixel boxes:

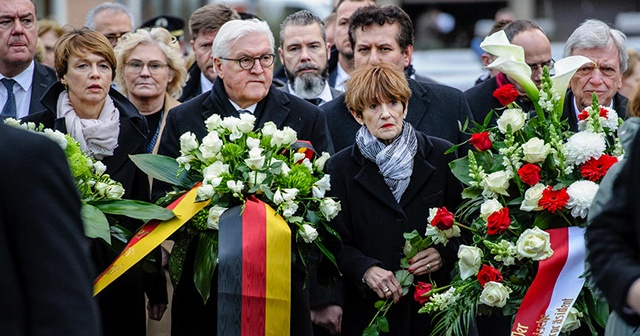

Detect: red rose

[477,264,503,287]
[538,186,569,213]
[580,155,618,181]
[471,132,492,151]
[493,84,519,106]
[599,107,608,117]
[431,207,455,230]
[486,207,511,235]
[577,110,590,121]
[414,281,433,305]
[517,163,541,186]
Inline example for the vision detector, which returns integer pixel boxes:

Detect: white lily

[550,55,594,113]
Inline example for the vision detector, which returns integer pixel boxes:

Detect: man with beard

[278,10,342,106]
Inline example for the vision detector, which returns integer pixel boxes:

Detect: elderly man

[179,4,240,102]
[0,0,56,119]
[322,4,473,152]
[85,2,134,48]
[156,18,333,336]
[465,19,553,125]
[278,10,342,106]
[562,19,628,131]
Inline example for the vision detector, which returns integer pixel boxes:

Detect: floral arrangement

[3,118,174,244]
[134,113,341,301]
[419,31,620,335]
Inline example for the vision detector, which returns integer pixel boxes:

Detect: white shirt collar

[335,63,349,92]
[229,100,257,114]
[286,82,333,105]
[1,60,35,92]
[200,72,213,94]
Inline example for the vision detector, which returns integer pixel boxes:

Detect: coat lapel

[256,86,291,129]
[400,140,435,208]
[352,147,405,215]
[101,116,146,175]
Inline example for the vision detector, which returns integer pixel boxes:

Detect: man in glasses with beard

[278,10,342,106]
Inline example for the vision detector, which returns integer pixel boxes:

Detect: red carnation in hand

[486,207,511,235]
[539,186,569,213]
[580,155,618,181]
[518,163,541,186]
[477,264,503,287]
[414,281,433,305]
[493,84,519,106]
[431,207,455,230]
[577,110,590,121]
[471,131,492,151]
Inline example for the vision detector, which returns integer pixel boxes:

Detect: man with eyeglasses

[562,19,628,131]
[465,19,553,126]
[0,0,57,120]
[155,18,333,336]
[85,2,133,48]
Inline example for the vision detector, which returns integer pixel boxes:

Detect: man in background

[85,2,134,48]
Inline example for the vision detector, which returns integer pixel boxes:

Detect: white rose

[221,116,240,132]
[261,122,277,136]
[497,108,526,134]
[203,161,229,180]
[561,307,583,333]
[270,130,286,147]
[95,181,109,196]
[427,208,438,225]
[197,183,215,200]
[516,227,553,260]
[300,224,319,243]
[93,161,107,176]
[479,281,510,308]
[246,137,261,150]
[281,200,299,218]
[457,245,483,280]
[204,114,223,132]
[480,171,511,196]
[248,172,267,187]
[43,128,68,149]
[293,152,306,163]
[281,126,298,145]
[521,137,551,163]
[282,188,299,202]
[200,132,224,159]
[319,198,341,221]
[207,206,227,230]
[520,183,545,212]
[106,184,125,199]
[179,132,198,153]
[244,147,265,170]
[480,199,503,220]
[315,152,331,171]
[237,113,256,133]
[176,154,195,170]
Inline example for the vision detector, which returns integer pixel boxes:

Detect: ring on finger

[427,263,432,270]
[383,287,390,293]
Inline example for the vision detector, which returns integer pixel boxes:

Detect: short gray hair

[279,10,326,47]
[85,2,134,29]
[563,19,628,73]
[212,19,274,60]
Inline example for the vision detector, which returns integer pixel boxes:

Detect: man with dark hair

[178,4,240,102]
[322,4,473,152]
[465,19,553,125]
[278,10,342,106]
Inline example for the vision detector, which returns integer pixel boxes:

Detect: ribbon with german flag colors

[217,197,291,336]
[93,184,210,295]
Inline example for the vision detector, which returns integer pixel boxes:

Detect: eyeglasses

[219,54,275,70]
[104,32,131,45]
[526,59,555,72]
[125,61,169,75]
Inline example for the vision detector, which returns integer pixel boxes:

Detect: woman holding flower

[325,63,463,335]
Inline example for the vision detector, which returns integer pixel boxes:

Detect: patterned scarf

[356,121,418,202]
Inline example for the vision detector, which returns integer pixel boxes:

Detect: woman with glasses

[22,27,167,336]
[115,27,187,154]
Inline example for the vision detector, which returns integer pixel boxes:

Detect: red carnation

[577,110,590,121]
[493,84,519,106]
[477,264,503,287]
[414,281,433,305]
[431,207,455,230]
[471,131,492,151]
[486,207,511,235]
[599,107,608,117]
[539,186,569,213]
[580,155,618,182]
[517,163,541,186]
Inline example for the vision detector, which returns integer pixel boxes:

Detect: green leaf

[81,203,111,244]
[169,233,190,286]
[403,230,420,241]
[532,211,553,230]
[89,199,175,221]
[377,316,390,332]
[129,153,197,189]
[449,157,473,185]
[374,300,386,309]
[194,231,219,303]
[314,239,339,271]
[362,325,380,336]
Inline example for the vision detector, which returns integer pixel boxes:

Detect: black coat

[325,131,463,336]
[322,78,473,152]
[0,123,101,336]
[156,76,334,336]
[464,75,534,127]
[23,82,166,336]
[178,63,206,103]
[27,61,57,115]
[561,90,628,132]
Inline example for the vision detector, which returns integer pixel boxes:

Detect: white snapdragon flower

[300,224,319,243]
[457,245,483,280]
[566,180,599,219]
[479,281,510,308]
[496,108,526,134]
[43,129,68,149]
[319,198,341,221]
[281,200,299,218]
[207,205,227,230]
[516,227,553,261]
[93,161,107,176]
[312,175,332,199]
[521,137,551,163]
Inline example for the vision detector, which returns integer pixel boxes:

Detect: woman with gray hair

[115,27,187,154]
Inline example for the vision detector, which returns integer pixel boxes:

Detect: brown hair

[188,4,240,40]
[623,49,640,82]
[344,63,411,117]
[54,27,116,80]
[38,18,64,37]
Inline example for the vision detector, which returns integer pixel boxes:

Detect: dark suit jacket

[464,74,534,126]
[561,90,628,132]
[178,63,206,103]
[323,78,474,152]
[325,131,463,336]
[157,76,334,336]
[28,61,57,115]
[0,123,101,336]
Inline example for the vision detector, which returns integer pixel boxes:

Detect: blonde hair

[114,27,187,98]
[345,63,411,117]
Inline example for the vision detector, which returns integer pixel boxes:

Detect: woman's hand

[408,247,443,276]
[362,266,402,302]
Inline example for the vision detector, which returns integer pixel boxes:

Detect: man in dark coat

[157,18,333,336]
[322,5,473,153]
[0,123,102,336]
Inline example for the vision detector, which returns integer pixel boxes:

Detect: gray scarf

[356,121,418,202]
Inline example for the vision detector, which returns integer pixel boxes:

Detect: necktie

[238,109,250,114]
[304,97,322,106]
[1,78,16,119]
